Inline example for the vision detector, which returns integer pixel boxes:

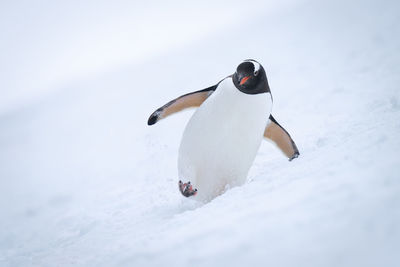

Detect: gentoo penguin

[148,59,299,202]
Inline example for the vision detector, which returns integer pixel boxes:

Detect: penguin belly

[178,78,272,202]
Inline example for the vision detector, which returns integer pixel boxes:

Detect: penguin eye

[254,70,259,76]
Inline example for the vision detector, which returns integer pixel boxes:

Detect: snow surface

[1,0,400,266]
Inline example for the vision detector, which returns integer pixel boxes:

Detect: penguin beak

[239,76,251,85]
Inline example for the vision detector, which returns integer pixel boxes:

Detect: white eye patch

[244,59,260,74]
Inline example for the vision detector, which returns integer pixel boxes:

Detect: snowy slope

[1,0,400,266]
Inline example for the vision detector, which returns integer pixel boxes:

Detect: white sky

[0,0,292,115]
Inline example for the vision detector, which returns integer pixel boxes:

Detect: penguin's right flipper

[147,85,217,125]
[264,115,300,161]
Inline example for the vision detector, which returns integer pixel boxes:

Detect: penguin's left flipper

[264,115,300,161]
[147,84,217,125]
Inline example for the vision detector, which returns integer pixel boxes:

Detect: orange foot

[179,180,197,197]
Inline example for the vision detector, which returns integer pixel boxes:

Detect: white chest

[178,78,272,201]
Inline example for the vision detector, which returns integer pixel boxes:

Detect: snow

[1,0,400,266]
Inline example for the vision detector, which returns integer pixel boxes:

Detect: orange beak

[239,76,251,85]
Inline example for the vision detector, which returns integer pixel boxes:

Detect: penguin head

[233,59,270,94]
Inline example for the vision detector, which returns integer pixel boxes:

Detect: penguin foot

[179,180,197,197]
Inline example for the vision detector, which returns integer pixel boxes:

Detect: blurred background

[1,0,399,266]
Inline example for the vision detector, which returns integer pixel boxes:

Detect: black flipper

[264,114,300,161]
[147,85,217,125]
